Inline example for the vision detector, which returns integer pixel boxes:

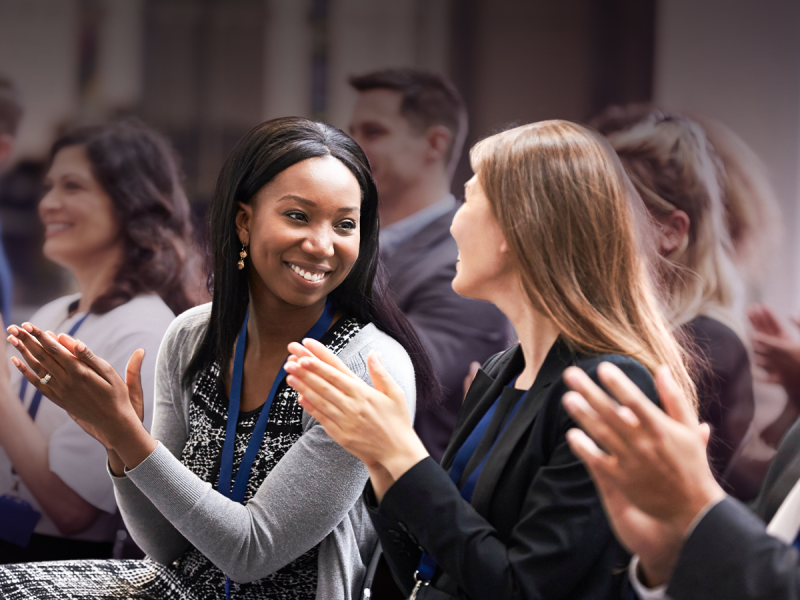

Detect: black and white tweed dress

[0,317,364,600]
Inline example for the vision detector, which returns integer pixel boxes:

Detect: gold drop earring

[238,245,248,270]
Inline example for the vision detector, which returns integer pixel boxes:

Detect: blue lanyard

[220,300,334,599]
[416,376,528,584]
[18,312,90,422]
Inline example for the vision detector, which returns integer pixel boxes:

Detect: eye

[336,219,357,232]
[63,181,82,192]
[286,211,308,222]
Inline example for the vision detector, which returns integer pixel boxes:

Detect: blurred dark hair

[183,116,439,406]
[0,74,23,136]
[349,68,467,173]
[51,118,199,315]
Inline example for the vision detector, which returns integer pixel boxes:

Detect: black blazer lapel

[470,340,577,514]
[440,346,524,470]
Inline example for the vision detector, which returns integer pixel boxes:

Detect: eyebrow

[278,195,360,214]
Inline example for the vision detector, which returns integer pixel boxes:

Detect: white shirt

[0,293,175,542]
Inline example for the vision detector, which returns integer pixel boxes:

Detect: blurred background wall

[0,0,798,319]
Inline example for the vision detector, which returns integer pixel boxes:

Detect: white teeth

[289,263,325,282]
[46,224,71,232]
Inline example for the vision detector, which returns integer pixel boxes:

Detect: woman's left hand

[284,338,428,479]
[6,322,143,446]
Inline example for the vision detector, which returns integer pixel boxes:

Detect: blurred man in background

[349,68,509,464]
[0,75,22,322]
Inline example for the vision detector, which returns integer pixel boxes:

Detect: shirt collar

[380,194,457,256]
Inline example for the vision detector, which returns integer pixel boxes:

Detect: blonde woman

[283,121,695,599]
[604,112,755,498]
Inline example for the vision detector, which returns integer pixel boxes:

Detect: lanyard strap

[18,312,90,422]
[218,299,335,503]
[416,378,528,583]
[220,300,334,599]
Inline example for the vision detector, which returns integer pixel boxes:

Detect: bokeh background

[0,0,798,323]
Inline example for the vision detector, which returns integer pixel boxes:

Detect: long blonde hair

[471,120,698,409]
[606,113,745,339]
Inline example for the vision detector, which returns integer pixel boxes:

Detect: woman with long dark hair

[0,117,433,600]
[0,119,198,563]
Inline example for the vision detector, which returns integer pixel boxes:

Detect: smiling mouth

[287,262,328,283]
[44,223,73,236]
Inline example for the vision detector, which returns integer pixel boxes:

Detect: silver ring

[40,373,51,385]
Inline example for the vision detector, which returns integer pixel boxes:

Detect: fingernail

[7,336,18,346]
[284,362,296,372]
[75,340,85,352]
[10,357,19,367]
[22,323,33,332]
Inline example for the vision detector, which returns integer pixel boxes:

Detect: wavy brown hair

[51,119,201,315]
[471,120,698,409]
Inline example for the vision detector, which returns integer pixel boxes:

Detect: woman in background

[0,119,199,562]
[599,109,756,498]
[284,120,696,599]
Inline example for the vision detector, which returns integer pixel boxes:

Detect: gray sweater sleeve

[111,308,197,563]
[115,312,416,584]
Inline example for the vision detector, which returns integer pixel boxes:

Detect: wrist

[380,433,429,482]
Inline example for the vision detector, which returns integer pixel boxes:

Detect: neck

[245,291,328,360]
[71,246,124,314]
[379,171,451,227]
[494,278,560,389]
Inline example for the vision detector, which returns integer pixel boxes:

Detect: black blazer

[365,340,659,599]
[667,495,800,600]
[752,416,800,524]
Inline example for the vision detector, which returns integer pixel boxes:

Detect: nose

[38,187,61,219]
[301,225,335,258]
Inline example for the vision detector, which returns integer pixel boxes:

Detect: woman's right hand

[284,339,429,497]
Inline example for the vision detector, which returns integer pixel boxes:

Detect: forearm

[126,427,372,583]
[111,466,189,563]
[0,395,99,535]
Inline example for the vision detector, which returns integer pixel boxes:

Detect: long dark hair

[50,118,199,315]
[183,117,439,405]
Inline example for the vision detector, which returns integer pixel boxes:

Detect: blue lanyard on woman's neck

[413,375,529,592]
[18,312,91,421]
[219,299,334,599]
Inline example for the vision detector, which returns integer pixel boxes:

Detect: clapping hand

[748,304,800,398]
[6,321,145,450]
[560,362,726,587]
[284,338,428,497]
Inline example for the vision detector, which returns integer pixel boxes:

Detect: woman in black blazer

[284,120,697,599]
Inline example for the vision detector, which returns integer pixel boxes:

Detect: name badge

[0,494,41,548]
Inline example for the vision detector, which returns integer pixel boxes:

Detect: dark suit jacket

[366,341,659,599]
[382,206,510,463]
[752,416,800,524]
[683,316,755,499]
[668,496,800,600]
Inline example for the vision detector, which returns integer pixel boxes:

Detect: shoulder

[338,323,413,373]
[685,316,746,352]
[160,302,212,349]
[102,294,176,332]
[24,293,80,324]
[570,353,658,406]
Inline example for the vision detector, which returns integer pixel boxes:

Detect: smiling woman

[0,119,199,564]
[0,117,435,600]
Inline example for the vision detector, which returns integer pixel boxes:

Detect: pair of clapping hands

[6,322,146,452]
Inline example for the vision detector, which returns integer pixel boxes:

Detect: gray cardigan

[110,304,416,600]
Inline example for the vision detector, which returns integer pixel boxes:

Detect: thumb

[125,349,146,423]
[73,339,116,383]
[366,351,405,402]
